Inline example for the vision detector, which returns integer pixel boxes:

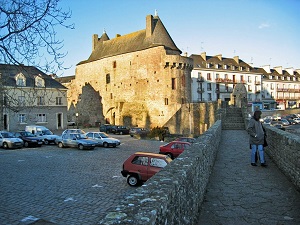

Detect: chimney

[146,15,154,38]
[200,52,207,61]
[92,34,99,51]
[274,66,283,74]
[233,56,239,63]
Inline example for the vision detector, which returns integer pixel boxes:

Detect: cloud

[259,22,270,29]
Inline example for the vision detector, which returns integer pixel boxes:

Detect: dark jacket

[247,117,265,145]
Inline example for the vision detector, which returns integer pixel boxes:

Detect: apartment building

[190,53,262,108]
[0,64,68,131]
[190,52,300,110]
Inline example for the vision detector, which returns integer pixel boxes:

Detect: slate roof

[0,64,67,89]
[78,15,181,65]
[190,54,252,70]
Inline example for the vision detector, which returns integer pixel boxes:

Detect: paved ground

[197,130,300,225]
[0,131,164,225]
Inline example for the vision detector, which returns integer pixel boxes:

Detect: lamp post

[75,113,79,129]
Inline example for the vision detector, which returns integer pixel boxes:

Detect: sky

[56,0,300,76]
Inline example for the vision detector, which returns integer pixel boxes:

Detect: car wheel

[103,142,108,148]
[78,144,84,150]
[58,142,64,148]
[3,142,9,149]
[24,142,29,147]
[127,175,139,186]
[44,139,49,145]
[119,131,123,135]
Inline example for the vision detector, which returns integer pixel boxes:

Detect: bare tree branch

[0,0,74,74]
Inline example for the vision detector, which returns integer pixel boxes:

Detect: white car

[0,131,23,149]
[294,118,300,124]
[85,132,120,148]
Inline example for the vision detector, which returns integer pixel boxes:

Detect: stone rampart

[99,120,222,225]
[263,125,300,190]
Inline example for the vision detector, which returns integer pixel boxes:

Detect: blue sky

[56,0,300,76]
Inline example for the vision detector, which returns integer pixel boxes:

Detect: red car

[121,152,172,186]
[159,141,191,159]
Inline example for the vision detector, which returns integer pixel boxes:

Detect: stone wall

[99,120,222,225]
[263,125,300,190]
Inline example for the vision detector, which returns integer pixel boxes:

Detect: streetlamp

[75,113,79,129]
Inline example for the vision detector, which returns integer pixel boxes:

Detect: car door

[94,133,104,145]
[171,143,185,157]
[131,156,149,181]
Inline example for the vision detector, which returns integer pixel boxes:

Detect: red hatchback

[121,152,172,186]
[159,141,191,159]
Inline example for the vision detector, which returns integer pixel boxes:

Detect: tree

[0,0,73,130]
[0,0,74,73]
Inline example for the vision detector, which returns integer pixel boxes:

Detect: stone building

[68,13,193,128]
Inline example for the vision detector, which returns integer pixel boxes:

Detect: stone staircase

[222,107,245,130]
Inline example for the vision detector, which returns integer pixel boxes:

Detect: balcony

[277,88,289,92]
[215,88,233,93]
[215,78,246,84]
[197,77,204,82]
[255,81,261,85]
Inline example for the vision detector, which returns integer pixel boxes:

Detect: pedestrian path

[197,130,300,225]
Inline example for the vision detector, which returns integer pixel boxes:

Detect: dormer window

[223,65,227,69]
[15,73,26,86]
[35,76,45,87]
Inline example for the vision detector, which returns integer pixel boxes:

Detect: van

[25,125,59,145]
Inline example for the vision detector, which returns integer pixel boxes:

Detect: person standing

[247,110,267,167]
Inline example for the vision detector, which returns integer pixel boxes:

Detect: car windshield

[1,132,14,138]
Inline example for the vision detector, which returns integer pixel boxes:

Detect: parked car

[280,118,290,126]
[175,137,196,143]
[0,131,23,149]
[99,124,115,133]
[85,132,120,148]
[294,118,300,124]
[286,118,297,125]
[25,125,58,145]
[121,152,172,186]
[111,125,130,135]
[13,131,43,147]
[67,121,76,126]
[129,127,149,137]
[56,133,97,150]
[159,141,191,159]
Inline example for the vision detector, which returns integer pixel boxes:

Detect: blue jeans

[251,144,265,164]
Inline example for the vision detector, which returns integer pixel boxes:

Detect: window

[56,97,62,105]
[113,61,116,68]
[35,76,45,87]
[207,83,211,91]
[132,156,148,166]
[207,73,211,80]
[18,96,25,106]
[37,96,45,105]
[215,73,219,79]
[165,98,169,105]
[106,74,110,84]
[36,114,47,122]
[248,76,251,82]
[18,114,26,123]
[150,158,167,168]
[16,74,26,87]
[207,93,212,101]
[171,78,176,90]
